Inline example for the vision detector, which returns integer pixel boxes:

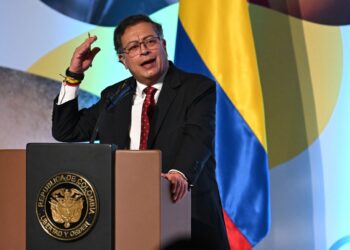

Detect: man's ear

[161,39,167,51]
[161,39,168,56]
[118,54,128,69]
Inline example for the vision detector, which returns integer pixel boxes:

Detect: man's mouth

[141,58,156,68]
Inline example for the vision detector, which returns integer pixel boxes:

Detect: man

[52,15,229,249]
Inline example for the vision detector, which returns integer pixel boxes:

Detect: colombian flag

[175,0,270,249]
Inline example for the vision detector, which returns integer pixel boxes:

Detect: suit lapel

[119,93,133,148]
[109,78,135,148]
[148,64,181,147]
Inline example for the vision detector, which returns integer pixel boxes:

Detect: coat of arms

[49,188,84,228]
[36,172,98,241]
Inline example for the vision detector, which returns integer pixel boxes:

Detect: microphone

[105,80,134,110]
[89,80,134,144]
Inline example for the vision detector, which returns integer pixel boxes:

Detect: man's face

[119,22,169,85]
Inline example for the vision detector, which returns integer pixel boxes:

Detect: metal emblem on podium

[36,172,98,241]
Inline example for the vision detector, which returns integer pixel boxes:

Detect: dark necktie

[139,86,157,149]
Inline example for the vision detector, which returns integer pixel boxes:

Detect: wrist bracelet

[65,76,81,84]
[59,73,82,86]
[60,75,81,86]
[64,81,80,87]
[66,68,85,81]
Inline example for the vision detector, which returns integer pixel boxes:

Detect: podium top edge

[0,149,26,152]
[26,143,116,150]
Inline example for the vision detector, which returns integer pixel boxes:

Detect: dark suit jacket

[52,63,229,249]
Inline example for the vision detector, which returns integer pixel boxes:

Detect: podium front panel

[26,143,115,250]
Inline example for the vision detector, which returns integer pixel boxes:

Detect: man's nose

[139,42,150,55]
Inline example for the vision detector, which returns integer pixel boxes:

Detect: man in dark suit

[52,15,229,249]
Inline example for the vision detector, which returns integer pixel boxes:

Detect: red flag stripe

[223,210,252,250]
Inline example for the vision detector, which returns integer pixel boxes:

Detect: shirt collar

[135,71,166,97]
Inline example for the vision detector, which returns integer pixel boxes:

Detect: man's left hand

[161,172,188,203]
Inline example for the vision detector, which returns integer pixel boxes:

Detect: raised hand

[69,34,101,74]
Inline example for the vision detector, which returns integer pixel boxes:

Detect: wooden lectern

[0,144,190,250]
[0,150,26,250]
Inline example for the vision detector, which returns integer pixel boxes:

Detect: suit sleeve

[171,79,216,186]
[51,84,114,142]
[51,96,101,142]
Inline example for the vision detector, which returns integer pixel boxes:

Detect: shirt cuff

[168,169,188,181]
[57,82,79,105]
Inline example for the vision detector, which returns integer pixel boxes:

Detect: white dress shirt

[129,82,162,149]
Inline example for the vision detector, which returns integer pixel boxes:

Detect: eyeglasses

[121,36,161,57]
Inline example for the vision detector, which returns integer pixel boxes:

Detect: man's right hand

[69,34,101,74]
